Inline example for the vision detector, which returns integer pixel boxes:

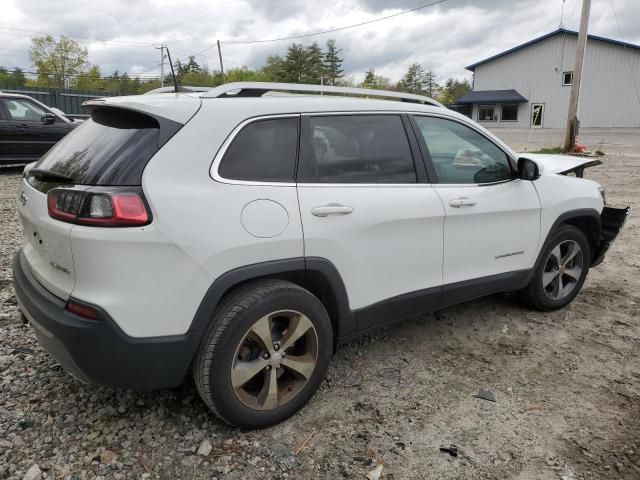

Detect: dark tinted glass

[218,117,298,182]
[414,116,512,184]
[31,107,169,188]
[299,115,416,183]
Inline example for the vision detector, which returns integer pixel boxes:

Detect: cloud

[1,0,638,84]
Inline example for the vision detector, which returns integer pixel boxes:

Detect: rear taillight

[47,188,84,222]
[47,187,150,227]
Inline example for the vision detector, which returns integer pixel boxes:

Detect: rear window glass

[218,117,299,182]
[30,107,176,187]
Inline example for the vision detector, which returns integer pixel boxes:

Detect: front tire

[521,225,590,311]
[193,279,333,428]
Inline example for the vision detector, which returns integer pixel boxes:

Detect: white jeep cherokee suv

[13,82,629,428]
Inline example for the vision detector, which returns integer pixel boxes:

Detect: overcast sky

[1,0,638,83]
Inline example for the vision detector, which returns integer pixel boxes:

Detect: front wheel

[193,280,333,428]
[521,225,590,311]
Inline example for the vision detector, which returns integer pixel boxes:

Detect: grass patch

[528,146,566,154]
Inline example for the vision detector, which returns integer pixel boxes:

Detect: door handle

[449,197,477,208]
[14,124,28,129]
[311,204,354,217]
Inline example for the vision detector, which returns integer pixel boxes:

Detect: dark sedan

[0,92,79,165]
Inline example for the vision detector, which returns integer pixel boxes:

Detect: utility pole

[156,45,166,88]
[564,0,591,152]
[217,40,225,83]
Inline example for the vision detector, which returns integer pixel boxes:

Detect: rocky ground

[0,150,638,480]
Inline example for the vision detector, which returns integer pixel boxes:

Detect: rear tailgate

[16,94,200,301]
[17,179,90,299]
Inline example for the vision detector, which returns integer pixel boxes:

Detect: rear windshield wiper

[28,168,74,183]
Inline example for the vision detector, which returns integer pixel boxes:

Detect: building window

[563,71,574,86]
[501,104,518,122]
[478,105,496,121]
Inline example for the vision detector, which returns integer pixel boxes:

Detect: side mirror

[517,157,540,181]
[41,113,56,125]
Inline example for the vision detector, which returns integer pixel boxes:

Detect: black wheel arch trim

[189,257,356,339]
[535,208,602,271]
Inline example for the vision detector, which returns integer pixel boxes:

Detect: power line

[0,25,159,48]
[1,66,164,81]
[194,0,449,55]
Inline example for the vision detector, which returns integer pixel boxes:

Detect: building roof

[456,89,528,105]
[466,28,640,72]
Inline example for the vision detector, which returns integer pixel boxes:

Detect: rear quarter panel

[141,100,304,293]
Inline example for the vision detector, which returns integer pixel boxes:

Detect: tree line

[0,35,470,104]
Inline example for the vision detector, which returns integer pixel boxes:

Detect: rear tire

[521,225,590,311]
[193,279,333,428]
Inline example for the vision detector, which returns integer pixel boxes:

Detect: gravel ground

[1,151,638,480]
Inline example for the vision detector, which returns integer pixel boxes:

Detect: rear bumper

[592,205,631,267]
[12,251,199,390]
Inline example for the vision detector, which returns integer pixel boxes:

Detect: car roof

[0,92,32,99]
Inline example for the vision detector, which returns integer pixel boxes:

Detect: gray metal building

[456,29,640,128]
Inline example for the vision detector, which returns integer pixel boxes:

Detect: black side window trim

[297,113,426,184]
[409,113,517,185]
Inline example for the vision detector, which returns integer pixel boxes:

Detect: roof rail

[144,85,213,95]
[201,82,444,107]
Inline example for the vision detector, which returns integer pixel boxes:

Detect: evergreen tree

[176,56,201,78]
[8,68,26,86]
[260,54,286,81]
[439,77,472,105]
[400,63,427,94]
[282,43,309,83]
[323,39,343,85]
[362,69,377,89]
[305,42,324,84]
[424,70,440,98]
[75,65,103,90]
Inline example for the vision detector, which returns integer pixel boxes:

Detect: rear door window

[217,117,299,182]
[298,115,417,183]
[29,107,180,189]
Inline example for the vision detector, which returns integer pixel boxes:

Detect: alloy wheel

[542,240,584,301]
[231,310,318,411]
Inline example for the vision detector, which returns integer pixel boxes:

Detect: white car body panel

[17,181,80,299]
[141,101,304,282]
[434,179,541,284]
[69,224,213,337]
[297,184,445,310]
[521,153,602,175]
[533,174,604,250]
[84,94,202,124]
